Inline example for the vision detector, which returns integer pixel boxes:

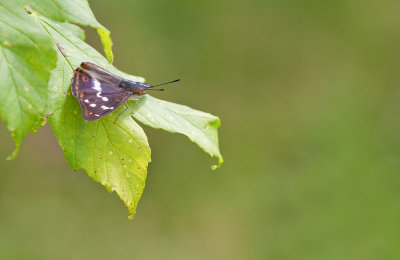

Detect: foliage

[0,0,222,218]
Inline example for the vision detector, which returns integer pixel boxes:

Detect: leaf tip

[96,28,114,64]
[6,142,20,161]
[211,156,223,170]
[127,204,137,220]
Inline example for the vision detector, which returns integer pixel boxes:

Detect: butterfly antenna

[152,79,180,88]
[146,88,165,91]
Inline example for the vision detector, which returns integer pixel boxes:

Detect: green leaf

[49,91,150,219]
[0,0,56,159]
[34,12,222,216]
[134,96,223,169]
[0,0,113,158]
[34,14,149,218]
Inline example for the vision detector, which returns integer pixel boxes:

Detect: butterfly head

[119,80,152,97]
[134,82,153,97]
[120,79,180,97]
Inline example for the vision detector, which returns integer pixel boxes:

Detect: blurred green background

[1,0,400,259]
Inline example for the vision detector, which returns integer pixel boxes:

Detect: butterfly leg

[114,101,129,124]
[130,98,139,115]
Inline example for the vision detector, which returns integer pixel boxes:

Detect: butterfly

[71,62,179,122]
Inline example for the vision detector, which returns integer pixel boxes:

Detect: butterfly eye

[82,76,89,82]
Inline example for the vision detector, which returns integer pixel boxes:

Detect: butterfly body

[71,62,152,122]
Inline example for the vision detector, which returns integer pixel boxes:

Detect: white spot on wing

[90,104,96,107]
[84,99,89,103]
[101,105,114,110]
[93,80,101,91]
[95,90,109,101]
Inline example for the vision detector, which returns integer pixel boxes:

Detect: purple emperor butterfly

[71,62,179,122]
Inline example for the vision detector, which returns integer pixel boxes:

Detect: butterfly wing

[72,65,132,121]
